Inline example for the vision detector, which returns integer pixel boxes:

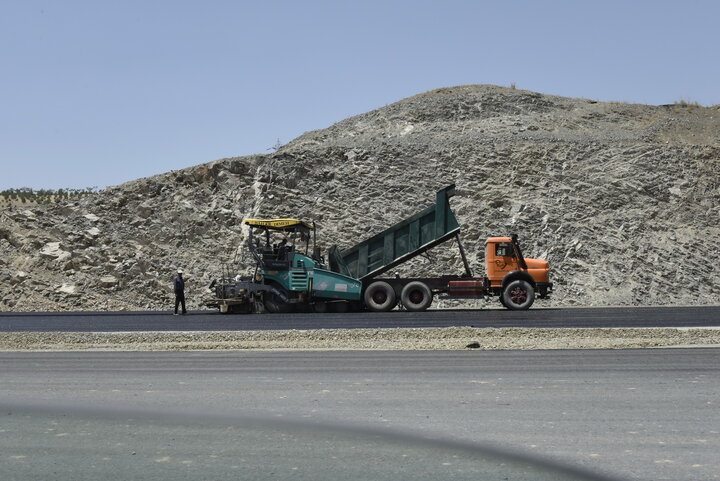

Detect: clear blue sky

[1,0,718,190]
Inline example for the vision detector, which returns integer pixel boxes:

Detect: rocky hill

[1,85,718,311]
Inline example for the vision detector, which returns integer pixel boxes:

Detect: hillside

[1,85,718,311]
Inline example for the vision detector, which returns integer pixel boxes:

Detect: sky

[1,0,718,190]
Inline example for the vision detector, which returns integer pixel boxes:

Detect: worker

[174,269,187,315]
[277,238,289,259]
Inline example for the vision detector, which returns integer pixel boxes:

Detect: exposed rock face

[0,85,718,311]
[40,242,71,262]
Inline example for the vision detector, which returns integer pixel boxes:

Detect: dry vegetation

[0,187,98,208]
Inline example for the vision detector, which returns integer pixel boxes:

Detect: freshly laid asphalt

[0,305,719,332]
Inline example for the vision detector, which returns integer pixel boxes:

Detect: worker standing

[174,269,187,315]
[277,238,289,259]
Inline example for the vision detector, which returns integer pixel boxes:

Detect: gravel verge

[1,327,718,351]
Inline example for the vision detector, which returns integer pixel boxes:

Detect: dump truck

[207,184,552,313]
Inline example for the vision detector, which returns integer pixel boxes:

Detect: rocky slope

[1,85,718,311]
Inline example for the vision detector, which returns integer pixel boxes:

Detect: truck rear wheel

[401,281,433,312]
[364,281,396,312]
[502,280,535,310]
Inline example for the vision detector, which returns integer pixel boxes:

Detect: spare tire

[502,279,535,310]
[364,281,396,312]
[400,281,433,312]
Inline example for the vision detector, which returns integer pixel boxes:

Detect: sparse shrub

[269,138,283,151]
[675,99,701,107]
[0,186,99,205]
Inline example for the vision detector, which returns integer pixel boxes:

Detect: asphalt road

[1,305,719,332]
[1,349,718,481]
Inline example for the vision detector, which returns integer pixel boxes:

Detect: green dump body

[329,185,461,281]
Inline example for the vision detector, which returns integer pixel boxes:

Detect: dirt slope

[1,85,718,311]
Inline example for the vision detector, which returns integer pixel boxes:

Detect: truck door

[485,241,518,286]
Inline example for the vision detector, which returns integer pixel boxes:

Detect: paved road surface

[1,305,719,331]
[1,349,718,480]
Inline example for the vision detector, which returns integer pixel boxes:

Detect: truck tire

[400,281,433,312]
[502,280,535,310]
[364,281,396,312]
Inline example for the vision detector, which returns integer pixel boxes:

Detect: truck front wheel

[364,281,396,312]
[401,281,433,312]
[502,280,535,310]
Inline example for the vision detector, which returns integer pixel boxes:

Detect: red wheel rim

[510,287,527,305]
[409,289,424,304]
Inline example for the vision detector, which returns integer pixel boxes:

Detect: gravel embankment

[1,327,718,351]
[2,85,718,313]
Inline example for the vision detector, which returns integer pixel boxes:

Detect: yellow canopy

[244,218,315,230]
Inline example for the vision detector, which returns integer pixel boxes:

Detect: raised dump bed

[328,184,470,281]
[328,184,552,312]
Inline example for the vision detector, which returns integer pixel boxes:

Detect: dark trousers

[174,292,187,314]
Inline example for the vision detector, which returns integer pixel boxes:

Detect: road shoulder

[2,327,719,351]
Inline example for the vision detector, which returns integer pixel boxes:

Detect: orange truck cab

[484,234,552,309]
